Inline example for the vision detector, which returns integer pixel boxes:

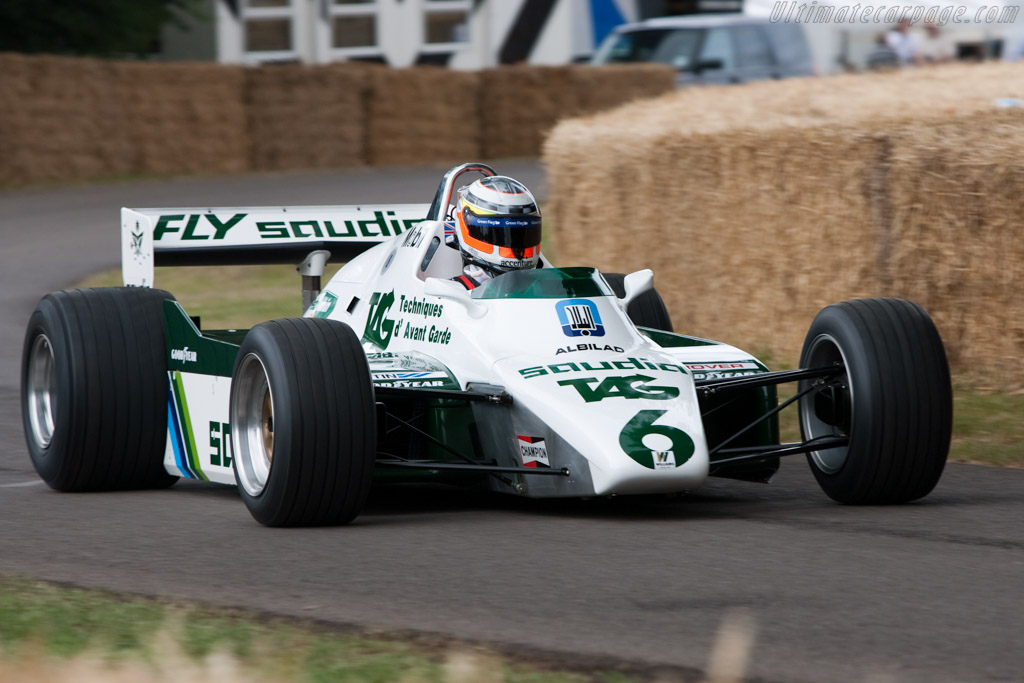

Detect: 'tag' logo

[362,290,396,349]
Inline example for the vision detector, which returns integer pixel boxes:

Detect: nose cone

[496,353,710,495]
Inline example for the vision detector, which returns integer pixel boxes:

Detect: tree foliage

[0,0,206,58]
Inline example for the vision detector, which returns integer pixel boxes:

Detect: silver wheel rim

[800,333,853,475]
[27,334,57,449]
[231,353,275,497]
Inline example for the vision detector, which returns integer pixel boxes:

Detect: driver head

[455,176,542,274]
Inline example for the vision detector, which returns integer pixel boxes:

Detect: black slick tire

[21,287,178,491]
[602,272,674,332]
[229,318,376,527]
[799,298,952,504]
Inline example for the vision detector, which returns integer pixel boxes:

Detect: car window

[699,27,735,70]
[598,32,642,63]
[652,29,703,69]
[733,25,777,67]
[764,23,812,68]
[596,28,702,69]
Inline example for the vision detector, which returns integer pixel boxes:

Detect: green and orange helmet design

[455,176,542,273]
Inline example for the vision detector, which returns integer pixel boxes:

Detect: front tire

[21,287,178,491]
[229,318,376,526]
[799,298,951,504]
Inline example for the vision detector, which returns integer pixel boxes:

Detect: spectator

[919,23,955,64]
[866,32,900,70]
[886,18,922,65]
[1003,23,1024,61]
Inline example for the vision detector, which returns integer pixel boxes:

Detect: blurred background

[2,3,1024,683]
[1,0,1022,69]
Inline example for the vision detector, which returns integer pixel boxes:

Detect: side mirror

[620,269,654,308]
[424,277,487,318]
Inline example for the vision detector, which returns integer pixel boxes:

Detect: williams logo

[171,347,198,363]
[556,299,604,338]
[131,230,144,257]
[652,450,676,470]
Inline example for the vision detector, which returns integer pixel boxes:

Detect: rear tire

[21,287,178,491]
[799,298,951,504]
[229,318,376,526]
[602,272,673,332]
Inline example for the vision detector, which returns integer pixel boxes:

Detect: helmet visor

[464,211,542,250]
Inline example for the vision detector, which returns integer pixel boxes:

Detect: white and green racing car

[22,163,953,526]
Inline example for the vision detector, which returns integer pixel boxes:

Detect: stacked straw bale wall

[0,54,247,184]
[480,66,580,159]
[0,55,120,184]
[481,64,675,158]
[365,67,481,165]
[115,62,248,176]
[247,64,369,171]
[543,63,1024,386]
[0,54,673,185]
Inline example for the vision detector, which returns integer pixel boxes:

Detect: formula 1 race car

[21,163,953,526]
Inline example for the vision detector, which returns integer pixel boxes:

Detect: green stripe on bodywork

[164,300,241,376]
[639,327,720,348]
[172,371,208,482]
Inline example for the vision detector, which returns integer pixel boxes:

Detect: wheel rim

[800,333,853,475]
[231,353,275,497]
[27,334,57,449]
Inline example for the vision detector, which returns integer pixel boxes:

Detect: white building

[163,0,659,68]
[163,0,1020,73]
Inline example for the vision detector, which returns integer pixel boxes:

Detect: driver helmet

[454,176,542,274]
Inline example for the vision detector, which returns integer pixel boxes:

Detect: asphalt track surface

[1,164,1022,683]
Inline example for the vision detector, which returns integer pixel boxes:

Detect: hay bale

[0,56,671,185]
[0,55,125,183]
[0,52,35,100]
[572,64,675,113]
[479,64,673,159]
[365,67,479,165]
[479,66,578,159]
[883,113,1024,375]
[116,62,248,176]
[543,62,1024,387]
[247,63,369,171]
[0,56,248,184]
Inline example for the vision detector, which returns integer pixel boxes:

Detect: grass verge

[76,265,343,331]
[0,576,637,683]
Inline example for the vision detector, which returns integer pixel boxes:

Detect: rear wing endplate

[121,204,429,287]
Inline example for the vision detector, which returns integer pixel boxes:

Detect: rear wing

[121,204,429,287]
